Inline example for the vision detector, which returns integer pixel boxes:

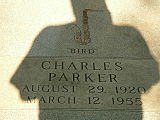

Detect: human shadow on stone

[11,0,159,120]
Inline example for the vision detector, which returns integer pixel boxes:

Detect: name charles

[41,60,123,83]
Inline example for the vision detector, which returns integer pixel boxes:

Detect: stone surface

[0,0,160,120]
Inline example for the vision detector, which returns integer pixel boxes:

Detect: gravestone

[11,0,159,120]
